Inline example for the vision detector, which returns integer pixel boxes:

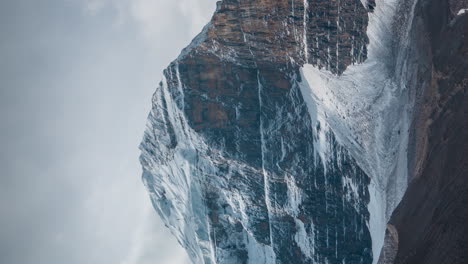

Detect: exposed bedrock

[379,0,468,263]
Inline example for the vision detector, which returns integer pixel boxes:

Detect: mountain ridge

[140,0,467,263]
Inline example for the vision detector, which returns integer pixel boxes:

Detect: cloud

[83,0,107,14]
[82,0,217,43]
[121,204,190,264]
[177,0,217,36]
[79,1,218,263]
[78,1,218,263]
[0,1,217,264]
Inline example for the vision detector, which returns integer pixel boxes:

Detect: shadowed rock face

[379,0,468,263]
[377,225,399,264]
[140,0,376,263]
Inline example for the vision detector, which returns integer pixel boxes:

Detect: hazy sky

[0,0,216,263]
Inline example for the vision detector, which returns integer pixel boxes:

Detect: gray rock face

[379,0,468,263]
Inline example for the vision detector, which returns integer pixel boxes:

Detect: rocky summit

[139,0,467,263]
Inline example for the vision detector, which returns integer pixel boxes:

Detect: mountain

[139,0,467,263]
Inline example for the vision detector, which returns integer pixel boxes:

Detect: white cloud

[82,0,106,14]
[77,1,217,264]
[82,0,217,43]
[121,204,190,264]
[0,1,217,264]
[177,0,216,36]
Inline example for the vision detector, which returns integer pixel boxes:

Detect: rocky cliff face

[139,0,467,263]
[378,0,468,263]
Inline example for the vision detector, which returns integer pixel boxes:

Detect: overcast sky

[0,0,216,263]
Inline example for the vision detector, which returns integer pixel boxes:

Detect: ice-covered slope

[298,0,419,260]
